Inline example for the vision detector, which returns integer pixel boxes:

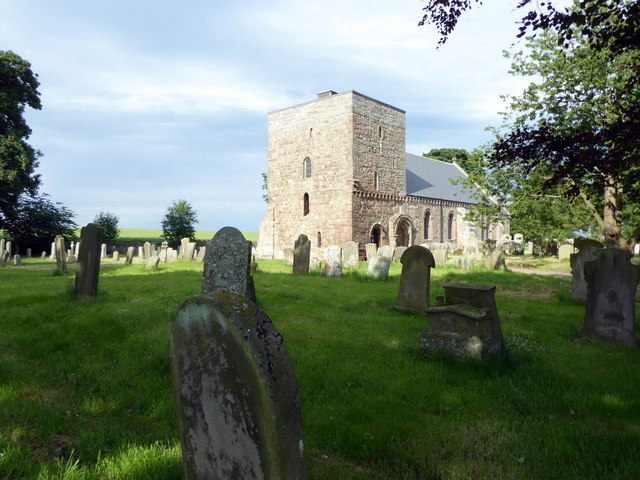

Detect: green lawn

[0,258,638,479]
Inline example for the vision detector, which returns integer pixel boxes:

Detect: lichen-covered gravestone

[75,223,103,298]
[365,243,377,261]
[185,242,196,261]
[396,246,435,312]
[430,244,449,266]
[324,245,342,277]
[145,255,160,269]
[292,234,311,275]
[378,245,393,260]
[171,292,307,480]
[558,243,575,261]
[55,235,67,274]
[392,246,407,263]
[367,255,391,279]
[582,248,640,346]
[202,226,256,302]
[570,238,602,301]
[342,241,359,269]
[143,242,151,260]
[484,248,506,271]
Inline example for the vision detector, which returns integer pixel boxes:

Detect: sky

[1,0,531,232]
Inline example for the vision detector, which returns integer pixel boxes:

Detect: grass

[0,257,639,479]
[73,228,259,243]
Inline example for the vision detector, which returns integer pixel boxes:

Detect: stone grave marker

[0,251,9,268]
[365,243,377,261]
[137,246,144,258]
[430,244,449,266]
[524,242,534,256]
[40,251,46,260]
[367,256,391,279]
[558,243,575,261]
[195,246,206,262]
[167,248,178,262]
[180,237,190,260]
[392,246,407,263]
[570,238,603,301]
[202,226,256,302]
[26,248,31,258]
[455,256,474,270]
[582,248,640,346]
[75,223,103,298]
[310,256,321,270]
[485,248,506,270]
[100,243,107,260]
[13,254,21,266]
[145,255,160,269]
[395,246,435,311]
[50,241,56,260]
[293,234,311,275]
[159,241,169,263]
[171,291,307,480]
[5,241,11,254]
[378,245,393,259]
[55,235,67,274]
[185,242,196,262]
[125,247,134,265]
[342,241,359,269]
[74,242,80,257]
[324,245,342,277]
[283,248,294,265]
[0,239,4,253]
[513,233,524,244]
[143,242,151,260]
[112,251,119,261]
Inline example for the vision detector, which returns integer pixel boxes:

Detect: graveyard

[1,248,639,479]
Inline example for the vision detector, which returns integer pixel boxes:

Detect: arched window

[303,157,311,178]
[317,231,322,247]
[448,212,455,240]
[424,211,431,240]
[309,127,313,138]
[303,193,310,216]
[374,172,379,191]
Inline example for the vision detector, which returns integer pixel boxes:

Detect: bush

[93,211,120,244]
[161,199,198,245]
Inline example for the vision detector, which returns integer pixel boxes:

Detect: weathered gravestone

[180,237,190,260]
[55,235,67,274]
[365,243,377,261]
[283,248,294,265]
[4,241,11,254]
[421,282,504,359]
[159,241,169,263]
[125,246,134,265]
[26,248,31,258]
[309,256,321,270]
[195,246,206,262]
[184,242,196,262]
[342,241,359,269]
[395,246,435,312]
[570,238,603,301]
[455,256,474,270]
[558,243,575,261]
[143,242,151,260]
[75,223,103,298]
[137,246,144,259]
[112,251,119,262]
[582,248,640,346]
[293,234,311,275]
[484,248,506,271]
[378,245,393,260]
[167,248,178,262]
[50,241,56,260]
[430,244,449,266]
[324,245,342,277]
[100,243,107,260]
[13,255,21,266]
[74,242,80,257]
[145,255,160,269]
[171,291,307,480]
[392,246,407,263]
[0,239,4,254]
[367,255,391,279]
[202,227,256,302]
[524,242,534,256]
[0,251,9,268]
[40,251,46,260]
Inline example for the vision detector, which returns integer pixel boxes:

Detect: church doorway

[395,219,410,247]
[371,225,381,247]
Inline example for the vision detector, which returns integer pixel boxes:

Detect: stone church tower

[256,90,509,259]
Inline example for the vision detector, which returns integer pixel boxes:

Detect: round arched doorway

[371,225,382,247]
[395,219,410,247]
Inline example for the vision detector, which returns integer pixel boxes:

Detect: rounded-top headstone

[202,226,253,298]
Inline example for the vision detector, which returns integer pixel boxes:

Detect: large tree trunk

[603,176,629,250]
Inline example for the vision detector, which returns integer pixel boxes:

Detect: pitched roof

[405,153,478,204]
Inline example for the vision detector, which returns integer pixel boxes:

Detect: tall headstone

[159,241,169,263]
[74,241,80,257]
[5,241,11,254]
[396,246,435,311]
[50,241,56,260]
[524,242,534,256]
[365,243,377,261]
[324,245,342,277]
[55,235,67,274]
[202,227,256,302]
[125,246,134,265]
[185,242,197,262]
[180,237,190,260]
[558,243,575,261]
[342,241,359,269]
[195,246,206,262]
[293,234,311,275]
[100,243,107,260]
[26,248,32,258]
[582,248,640,346]
[0,239,4,254]
[171,292,307,480]
[143,242,151,260]
[570,238,603,301]
[75,224,103,298]
[0,251,9,268]
[137,246,144,258]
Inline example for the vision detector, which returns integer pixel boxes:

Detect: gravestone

[171,291,306,480]
[195,246,206,262]
[74,242,80,257]
[582,248,640,346]
[13,255,21,266]
[0,239,4,253]
[180,237,190,260]
[202,226,256,302]
[395,246,435,311]
[484,248,506,271]
[0,251,9,267]
[40,251,46,260]
[421,282,504,359]
[430,244,449,266]
[5,241,11,254]
[378,245,393,260]
[524,242,534,256]
[100,243,107,260]
[342,241,359,269]
[75,223,103,298]
[167,248,178,262]
[185,242,196,262]
[455,256,474,270]
[392,246,407,263]
[159,241,169,263]
[125,247,134,265]
[151,244,158,257]
[293,234,311,275]
[55,235,67,274]
[67,249,72,259]
[513,233,524,244]
[143,242,151,260]
[50,242,56,260]
[112,251,119,261]
[365,243,377,261]
[570,238,603,301]
[145,255,160,269]
[137,246,144,258]
[367,255,391,279]
[558,243,575,261]
[70,241,75,255]
[26,248,31,258]
[324,245,342,277]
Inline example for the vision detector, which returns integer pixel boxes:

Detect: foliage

[161,199,198,244]
[423,148,477,174]
[261,171,268,202]
[1,193,77,252]
[93,211,120,244]
[0,50,42,229]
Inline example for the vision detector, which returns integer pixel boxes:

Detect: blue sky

[1,0,529,231]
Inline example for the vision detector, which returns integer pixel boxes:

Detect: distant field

[75,228,258,243]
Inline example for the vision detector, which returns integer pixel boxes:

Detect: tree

[161,199,198,244]
[93,211,120,244]
[423,148,477,174]
[0,51,42,230]
[2,193,77,253]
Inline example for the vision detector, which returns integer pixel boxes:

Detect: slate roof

[405,153,478,204]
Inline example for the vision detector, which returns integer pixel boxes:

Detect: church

[256,90,509,259]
